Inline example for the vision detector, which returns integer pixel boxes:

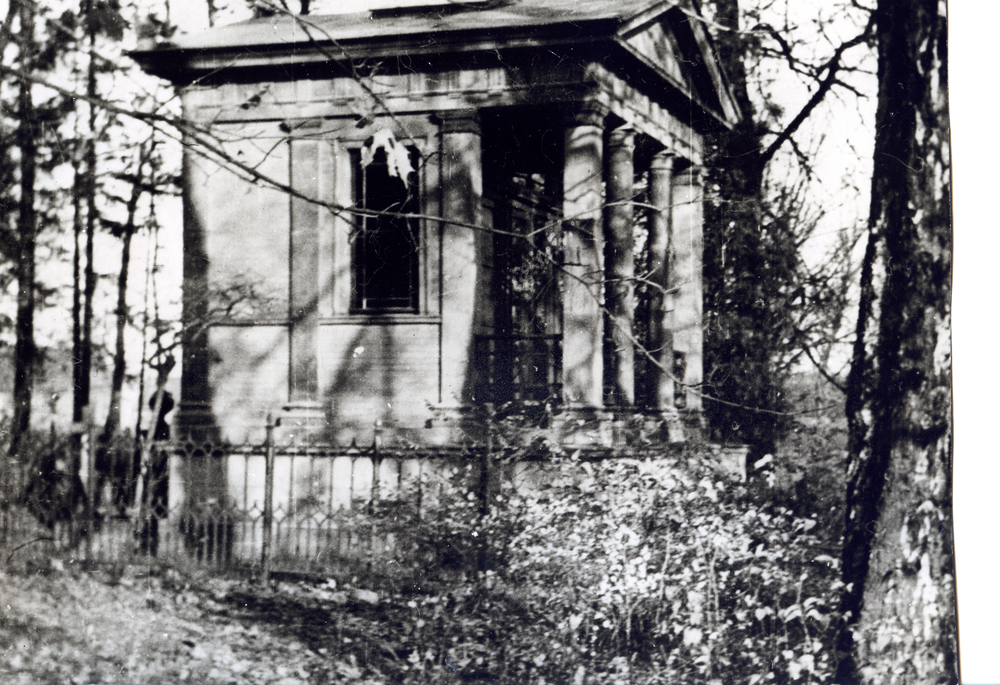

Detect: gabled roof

[132,0,740,129]
[152,0,679,49]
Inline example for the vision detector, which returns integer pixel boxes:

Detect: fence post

[371,419,382,510]
[480,403,494,516]
[261,413,275,583]
[0,428,7,550]
[137,436,156,557]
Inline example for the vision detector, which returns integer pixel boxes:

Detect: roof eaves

[130,12,622,82]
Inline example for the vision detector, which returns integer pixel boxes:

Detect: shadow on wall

[321,322,397,446]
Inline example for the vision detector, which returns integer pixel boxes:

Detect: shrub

[7,430,87,529]
[379,440,844,684]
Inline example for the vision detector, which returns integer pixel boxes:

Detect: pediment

[623,19,687,85]
[615,4,741,128]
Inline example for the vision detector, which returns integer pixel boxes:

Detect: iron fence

[1,411,714,576]
[0,419,458,577]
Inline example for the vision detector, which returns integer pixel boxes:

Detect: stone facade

[134,0,740,450]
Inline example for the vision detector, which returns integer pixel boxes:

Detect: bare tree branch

[758,15,875,167]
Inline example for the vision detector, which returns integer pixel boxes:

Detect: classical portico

[133,0,739,448]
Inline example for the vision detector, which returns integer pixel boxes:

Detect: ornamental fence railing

[1,412,746,577]
[0,417,467,577]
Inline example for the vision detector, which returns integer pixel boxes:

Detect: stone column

[604,126,636,407]
[284,132,325,436]
[561,101,606,409]
[671,165,705,413]
[646,150,675,411]
[436,110,482,406]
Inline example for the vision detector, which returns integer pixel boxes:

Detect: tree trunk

[80,0,98,438]
[9,0,38,459]
[102,145,148,442]
[72,162,84,428]
[837,1,956,682]
[101,227,133,440]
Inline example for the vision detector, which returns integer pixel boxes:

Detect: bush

[367,440,843,684]
[6,430,87,529]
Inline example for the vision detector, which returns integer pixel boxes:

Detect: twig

[4,536,55,565]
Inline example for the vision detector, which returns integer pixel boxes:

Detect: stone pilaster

[436,110,482,405]
[177,140,217,441]
[284,132,325,437]
[561,101,607,409]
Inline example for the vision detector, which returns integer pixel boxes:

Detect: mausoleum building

[134,0,740,450]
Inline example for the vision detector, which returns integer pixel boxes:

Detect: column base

[634,409,686,444]
[174,402,220,443]
[551,407,696,448]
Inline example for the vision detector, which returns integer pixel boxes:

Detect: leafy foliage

[1,415,846,684]
[325,435,847,684]
[497,452,841,683]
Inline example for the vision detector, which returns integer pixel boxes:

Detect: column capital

[563,99,609,129]
[649,150,676,173]
[674,164,705,186]
[434,109,481,136]
[608,125,636,149]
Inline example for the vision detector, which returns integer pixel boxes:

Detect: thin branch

[799,340,847,394]
[758,16,875,167]
[4,537,55,565]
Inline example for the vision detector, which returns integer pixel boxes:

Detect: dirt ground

[0,561,427,685]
